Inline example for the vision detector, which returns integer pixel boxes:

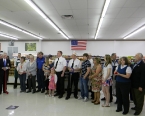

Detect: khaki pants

[132,88,145,114]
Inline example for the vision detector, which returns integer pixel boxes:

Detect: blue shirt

[37,57,45,69]
[116,65,131,83]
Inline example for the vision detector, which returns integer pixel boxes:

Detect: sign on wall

[25,43,36,51]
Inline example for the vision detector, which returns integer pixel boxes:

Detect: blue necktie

[4,59,6,67]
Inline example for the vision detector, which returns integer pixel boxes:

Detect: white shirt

[68,58,81,71]
[17,62,27,73]
[102,64,112,79]
[54,56,67,72]
[89,58,94,69]
[112,60,118,67]
[115,65,132,74]
[25,59,30,64]
[49,74,57,84]
[30,61,34,66]
[3,58,6,62]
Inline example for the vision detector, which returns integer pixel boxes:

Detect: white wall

[1,41,145,56]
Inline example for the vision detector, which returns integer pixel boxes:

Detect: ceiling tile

[116,8,138,18]
[50,0,71,9]
[72,10,88,19]
[69,0,87,9]
[88,0,105,9]
[124,0,143,7]
[109,0,127,8]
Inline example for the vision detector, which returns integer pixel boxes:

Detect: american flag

[71,40,87,50]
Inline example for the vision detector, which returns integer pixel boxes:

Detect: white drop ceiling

[0,0,145,41]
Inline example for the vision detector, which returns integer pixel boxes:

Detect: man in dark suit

[0,53,11,94]
[130,53,145,115]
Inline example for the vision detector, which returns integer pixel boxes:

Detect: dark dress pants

[116,81,131,113]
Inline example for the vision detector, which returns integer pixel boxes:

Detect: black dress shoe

[114,101,118,104]
[74,96,78,99]
[65,96,70,100]
[54,93,59,96]
[131,107,136,110]
[32,91,35,94]
[123,111,128,115]
[27,91,31,93]
[58,95,63,98]
[116,109,122,112]
[36,90,41,92]
[134,112,140,115]
[41,90,45,93]
[101,97,106,101]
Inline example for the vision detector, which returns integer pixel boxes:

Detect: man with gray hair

[130,53,145,115]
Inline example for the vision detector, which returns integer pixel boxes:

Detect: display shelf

[9,60,14,76]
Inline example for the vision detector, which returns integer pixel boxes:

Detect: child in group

[43,57,50,80]
[48,68,57,97]
[43,57,50,95]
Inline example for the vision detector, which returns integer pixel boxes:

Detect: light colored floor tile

[0,85,145,116]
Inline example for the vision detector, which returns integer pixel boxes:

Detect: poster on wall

[25,43,36,51]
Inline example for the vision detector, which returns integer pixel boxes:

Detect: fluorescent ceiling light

[123,25,145,39]
[0,19,43,40]
[24,0,69,40]
[95,0,111,39]
[0,33,18,40]
[0,20,22,31]
[45,18,59,31]
[22,31,42,40]
[24,0,47,19]
[59,30,69,40]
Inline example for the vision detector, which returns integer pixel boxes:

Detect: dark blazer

[130,60,145,89]
[0,59,11,76]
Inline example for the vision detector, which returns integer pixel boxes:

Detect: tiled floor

[0,85,145,116]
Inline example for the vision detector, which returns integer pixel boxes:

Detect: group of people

[0,51,145,116]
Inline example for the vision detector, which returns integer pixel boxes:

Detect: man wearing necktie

[65,53,81,100]
[0,53,11,94]
[54,51,67,98]
[130,53,145,115]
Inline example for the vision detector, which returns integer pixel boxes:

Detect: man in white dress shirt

[65,52,81,100]
[54,51,67,98]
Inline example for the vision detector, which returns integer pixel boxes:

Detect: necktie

[71,60,74,68]
[4,59,6,67]
[55,58,59,69]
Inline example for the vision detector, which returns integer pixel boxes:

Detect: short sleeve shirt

[103,64,112,79]
[81,60,91,77]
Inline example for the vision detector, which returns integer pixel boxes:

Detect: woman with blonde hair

[102,54,112,107]
[89,57,102,105]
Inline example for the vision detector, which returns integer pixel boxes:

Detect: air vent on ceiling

[61,15,73,19]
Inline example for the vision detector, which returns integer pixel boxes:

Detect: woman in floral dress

[89,57,102,105]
